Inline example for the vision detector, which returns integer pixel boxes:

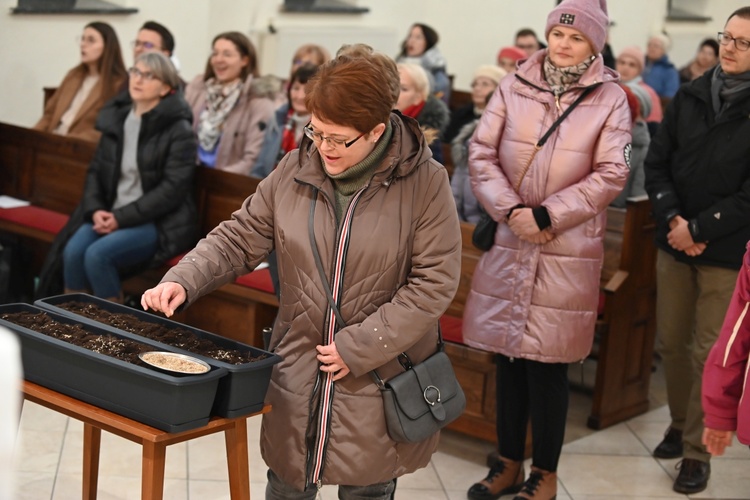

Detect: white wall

[0,0,745,128]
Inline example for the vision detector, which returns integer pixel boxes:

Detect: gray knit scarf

[543,55,594,96]
[711,65,750,117]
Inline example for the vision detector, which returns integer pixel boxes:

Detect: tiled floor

[11,362,750,499]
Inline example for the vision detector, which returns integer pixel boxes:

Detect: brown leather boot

[513,466,557,499]
[467,455,524,500]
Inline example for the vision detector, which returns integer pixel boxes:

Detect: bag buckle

[423,385,441,406]
[397,352,413,370]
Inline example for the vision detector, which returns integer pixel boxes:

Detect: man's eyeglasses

[303,124,364,149]
[131,40,159,50]
[717,32,750,51]
[128,67,159,82]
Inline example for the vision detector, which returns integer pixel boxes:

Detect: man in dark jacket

[644,6,750,495]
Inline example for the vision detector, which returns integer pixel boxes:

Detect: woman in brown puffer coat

[142,50,461,499]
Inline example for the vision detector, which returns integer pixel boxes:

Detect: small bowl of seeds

[139,351,211,375]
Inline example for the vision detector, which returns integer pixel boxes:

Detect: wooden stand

[21,381,270,500]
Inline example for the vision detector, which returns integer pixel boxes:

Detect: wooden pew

[442,223,497,441]
[0,121,658,440]
[0,121,277,347]
[442,196,658,441]
[121,168,279,348]
[587,195,658,429]
[0,122,93,278]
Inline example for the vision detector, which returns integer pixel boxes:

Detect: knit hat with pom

[545,0,609,54]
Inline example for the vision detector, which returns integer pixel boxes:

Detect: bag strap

[307,189,443,391]
[308,193,347,330]
[513,84,600,192]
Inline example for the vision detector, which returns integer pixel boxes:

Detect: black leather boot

[673,458,710,494]
[653,426,683,458]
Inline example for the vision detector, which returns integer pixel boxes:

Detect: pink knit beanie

[617,46,645,74]
[545,0,609,54]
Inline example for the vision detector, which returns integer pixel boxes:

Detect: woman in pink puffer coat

[464,1,631,499]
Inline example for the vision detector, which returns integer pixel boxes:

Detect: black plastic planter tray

[0,303,226,432]
[36,294,281,418]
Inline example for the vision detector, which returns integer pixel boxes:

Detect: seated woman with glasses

[141,48,461,499]
[56,52,198,302]
[34,21,127,143]
[185,31,276,176]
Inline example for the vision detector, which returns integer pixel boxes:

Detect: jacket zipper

[304,185,368,488]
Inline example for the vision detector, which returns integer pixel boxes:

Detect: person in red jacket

[702,242,750,456]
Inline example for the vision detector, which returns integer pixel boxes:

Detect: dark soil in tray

[57,301,267,365]
[1,311,153,365]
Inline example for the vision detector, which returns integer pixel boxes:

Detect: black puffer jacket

[82,91,198,266]
[645,70,750,269]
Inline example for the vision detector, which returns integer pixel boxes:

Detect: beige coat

[161,112,462,489]
[185,74,276,176]
[34,66,122,143]
[464,51,631,363]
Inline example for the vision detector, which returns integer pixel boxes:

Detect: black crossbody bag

[472,85,599,251]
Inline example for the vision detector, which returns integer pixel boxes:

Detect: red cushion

[235,268,275,294]
[598,291,606,316]
[165,253,187,267]
[440,314,464,344]
[0,206,69,234]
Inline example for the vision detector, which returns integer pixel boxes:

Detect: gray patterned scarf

[543,55,594,96]
[197,78,243,151]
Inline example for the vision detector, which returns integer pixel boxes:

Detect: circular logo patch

[624,143,632,169]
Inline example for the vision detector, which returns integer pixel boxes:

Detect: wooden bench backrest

[194,168,260,236]
[0,122,94,214]
[0,121,262,240]
[445,222,483,318]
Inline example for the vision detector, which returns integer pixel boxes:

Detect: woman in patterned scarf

[464,0,631,498]
[185,31,275,176]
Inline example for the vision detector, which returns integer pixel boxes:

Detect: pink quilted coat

[463,51,632,363]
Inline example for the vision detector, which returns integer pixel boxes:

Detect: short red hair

[305,52,398,133]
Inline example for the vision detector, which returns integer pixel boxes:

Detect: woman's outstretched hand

[141,282,187,317]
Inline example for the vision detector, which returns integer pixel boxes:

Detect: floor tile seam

[426,460,450,499]
[562,449,653,457]
[625,419,665,455]
[49,416,72,500]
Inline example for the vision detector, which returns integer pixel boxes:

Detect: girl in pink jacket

[702,243,750,456]
[465,0,631,499]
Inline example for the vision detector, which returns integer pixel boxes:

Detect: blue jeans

[265,469,396,500]
[63,222,158,298]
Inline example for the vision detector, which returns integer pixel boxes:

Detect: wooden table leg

[141,441,166,500]
[82,424,101,500]
[224,418,250,500]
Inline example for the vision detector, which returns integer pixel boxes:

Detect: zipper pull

[555,94,562,113]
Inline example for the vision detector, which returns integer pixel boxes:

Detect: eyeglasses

[717,32,750,51]
[303,124,364,149]
[128,67,159,82]
[76,35,99,46]
[131,40,159,50]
